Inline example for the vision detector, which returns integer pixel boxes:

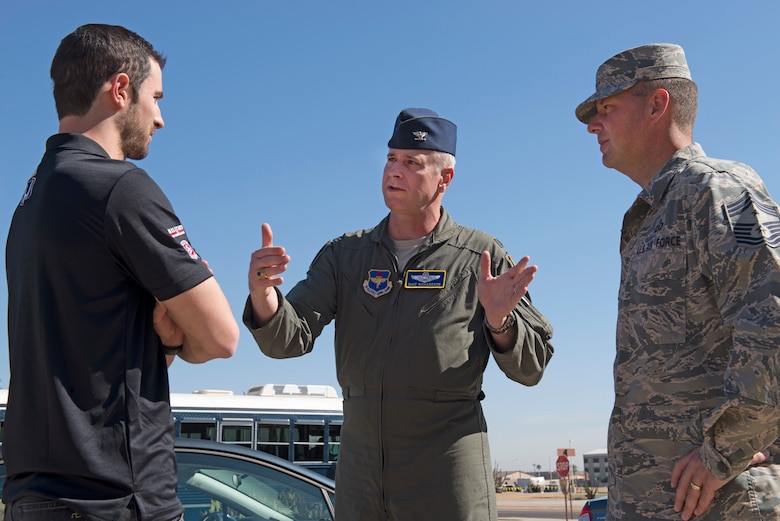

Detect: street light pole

[568,438,576,518]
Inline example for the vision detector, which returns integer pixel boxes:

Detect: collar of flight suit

[368,206,459,249]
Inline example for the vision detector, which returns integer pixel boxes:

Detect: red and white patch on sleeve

[180,240,200,260]
[167,224,186,238]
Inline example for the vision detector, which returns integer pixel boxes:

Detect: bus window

[257,421,290,460]
[328,422,341,462]
[168,386,343,477]
[220,422,252,448]
[293,422,325,463]
[180,421,217,441]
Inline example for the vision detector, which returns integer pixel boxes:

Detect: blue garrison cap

[387,108,457,156]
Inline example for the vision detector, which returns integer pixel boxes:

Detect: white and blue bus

[0,384,343,479]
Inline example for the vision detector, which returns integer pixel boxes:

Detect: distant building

[501,471,533,491]
[500,471,562,493]
[583,448,609,484]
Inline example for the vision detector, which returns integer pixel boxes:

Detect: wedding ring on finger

[689,482,701,491]
[257,269,269,280]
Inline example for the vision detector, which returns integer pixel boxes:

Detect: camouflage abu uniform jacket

[608,143,780,520]
[244,208,554,521]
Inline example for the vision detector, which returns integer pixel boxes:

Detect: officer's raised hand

[248,223,290,326]
[478,251,537,351]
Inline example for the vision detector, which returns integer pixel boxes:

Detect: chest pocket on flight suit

[417,267,475,323]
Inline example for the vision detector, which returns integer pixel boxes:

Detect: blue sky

[1,1,778,474]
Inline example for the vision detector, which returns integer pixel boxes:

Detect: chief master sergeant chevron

[576,43,780,520]
[243,108,555,521]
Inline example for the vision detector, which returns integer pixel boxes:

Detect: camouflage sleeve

[772,436,780,464]
[695,172,780,480]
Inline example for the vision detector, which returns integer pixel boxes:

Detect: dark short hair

[632,77,698,131]
[50,24,166,119]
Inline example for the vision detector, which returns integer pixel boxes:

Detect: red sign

[556,455,570,477]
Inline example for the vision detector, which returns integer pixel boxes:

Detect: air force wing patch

[724,191,780,248]
[363,269,393,298]
[404,270,446,289]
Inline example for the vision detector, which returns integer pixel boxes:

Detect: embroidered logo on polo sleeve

[404,270,446,289]
[19,173,36,207]
[180,240,200,260]
[167,224,186,238]
[363,269,393,298]
[724,191,780,248]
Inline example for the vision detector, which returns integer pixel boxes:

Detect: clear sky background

[1,1,778,475]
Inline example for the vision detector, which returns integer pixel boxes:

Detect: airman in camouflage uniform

[577,44,780,520]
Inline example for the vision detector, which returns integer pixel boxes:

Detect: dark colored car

[0,438,336,521]
[579,495,607,521]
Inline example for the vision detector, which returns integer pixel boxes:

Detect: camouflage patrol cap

[388,107,457,156]
[576,43,692,124]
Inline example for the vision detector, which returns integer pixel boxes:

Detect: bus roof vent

[245,384,338,398]
[191,389,234,395]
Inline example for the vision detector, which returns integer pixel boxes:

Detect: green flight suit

[244,208,554,521]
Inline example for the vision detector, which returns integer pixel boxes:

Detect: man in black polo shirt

[4,24,239,521]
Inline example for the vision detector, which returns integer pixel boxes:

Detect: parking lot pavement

[496,492,588,521]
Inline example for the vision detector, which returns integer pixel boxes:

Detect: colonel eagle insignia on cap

[388,108,456,156]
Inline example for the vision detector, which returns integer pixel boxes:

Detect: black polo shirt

[4,134,211,520]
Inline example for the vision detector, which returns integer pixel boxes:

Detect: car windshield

[176,450,332,521]
[0,443,334,521]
